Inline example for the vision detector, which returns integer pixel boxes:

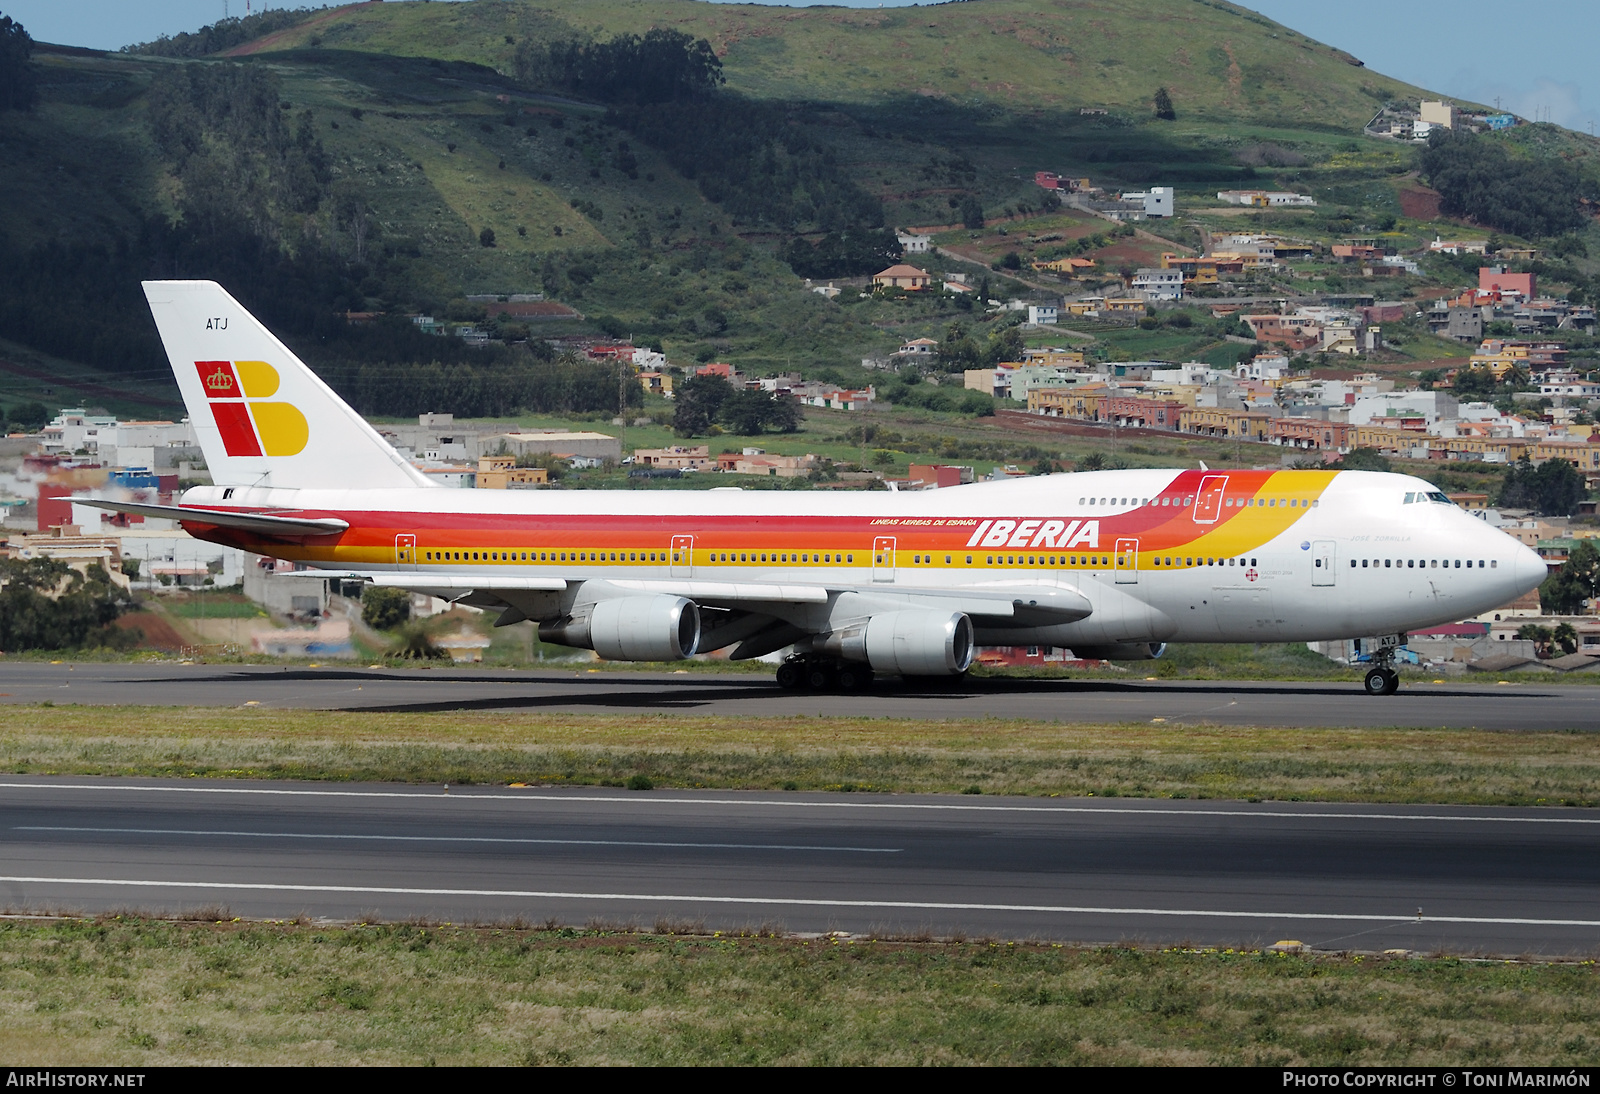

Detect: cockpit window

[1404,491,1454,505]
[1426,491,1451,504]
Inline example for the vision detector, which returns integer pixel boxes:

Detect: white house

[1216,190,1318,207]
[1026,304,1059,326]
[1120,186,1173,217]
[1132,268,1183,301]
[897,232,933,254]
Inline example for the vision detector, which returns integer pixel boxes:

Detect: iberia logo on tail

[196,360,309,457]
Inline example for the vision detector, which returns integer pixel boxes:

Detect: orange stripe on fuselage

[185,470,1339,566]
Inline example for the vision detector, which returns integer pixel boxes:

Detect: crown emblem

[205,366,236,393]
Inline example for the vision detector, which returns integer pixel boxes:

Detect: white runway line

[1,781,1597,824]
[0,874,1596,927]
[14,826,901,853]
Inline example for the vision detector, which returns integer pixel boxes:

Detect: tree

[1516,623,1554,658]
[7,401,47,431]
[1538,538,1600,615]
[361,586,411,631]
[1553,622,1580,656]
[959,194,985,230]
[1420,129,1589,239]
[717,389,801,435]
[519,29,724,105]
[1153,86,1176,121]
[0,559,132,652]
[1497,455,1586,516]
[0,13,37,112]
[479,227,496,248]
[1338,448,1393,473]
[780,228,901,279]
[672,373,732,437]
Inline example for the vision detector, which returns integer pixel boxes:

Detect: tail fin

[143,280,432,491]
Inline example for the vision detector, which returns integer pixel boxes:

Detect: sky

[3,0,1594,133]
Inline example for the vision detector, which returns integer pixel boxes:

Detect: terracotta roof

[875,264,931,278]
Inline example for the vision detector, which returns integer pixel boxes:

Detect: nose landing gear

[1363,667,1399,696]
[1358,634,1405,696]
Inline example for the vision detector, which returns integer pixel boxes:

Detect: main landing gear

[776,655,874,693]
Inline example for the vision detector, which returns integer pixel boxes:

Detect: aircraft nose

[1512,543,1547,594]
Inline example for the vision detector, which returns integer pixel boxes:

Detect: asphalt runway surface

[2,776,1597,954]
[0,661,1596,729]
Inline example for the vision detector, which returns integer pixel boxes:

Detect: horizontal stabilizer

[79,499,349,537]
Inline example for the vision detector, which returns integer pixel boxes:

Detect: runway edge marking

[3,782,1598,825]
[1,875,1597,928]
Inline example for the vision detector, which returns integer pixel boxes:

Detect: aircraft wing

[328,572,1091,623]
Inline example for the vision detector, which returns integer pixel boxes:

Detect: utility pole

[618,358,628,471]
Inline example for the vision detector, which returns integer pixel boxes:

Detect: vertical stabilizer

[143,280,432,490]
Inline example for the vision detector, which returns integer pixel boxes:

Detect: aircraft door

[1114,537,1139,584]
[670,534,694,578]
[395,534,416,570]
[1192,474,1229,524]
[1312,539,1336,586]
[872,536,896,582]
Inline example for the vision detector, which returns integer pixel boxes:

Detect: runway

[0,661,1596,729]
[2,776,1597,954]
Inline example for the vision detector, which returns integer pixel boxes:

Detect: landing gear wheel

[1364,667,1399,696]
[836,665,873,692]
[805,662,836,691]
[775,661,804,691]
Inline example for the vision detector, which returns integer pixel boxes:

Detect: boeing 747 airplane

[87,281,1548,696]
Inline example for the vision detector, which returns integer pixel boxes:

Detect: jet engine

[539,595,701,661]
[819,610,976,676]
[1069,642,1168,661]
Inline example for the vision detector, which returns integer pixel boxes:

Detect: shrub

[361,586,410,631]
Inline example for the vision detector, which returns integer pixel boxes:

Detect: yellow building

[1028,386,1109,419]
[1350,425,1424,454]
[1468,341,1533,380]
[1022,349,1086,368]
[476,456,549,489]
[1441,437,1530,462]
[1529,440,1600,472]
[1178,407,1272,441]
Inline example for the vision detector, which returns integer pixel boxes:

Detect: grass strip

[0,917,1597,1065]
[4,706,1600,806]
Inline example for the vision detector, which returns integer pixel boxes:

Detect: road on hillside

[0,662,1595,730]
[1,776,1596,954]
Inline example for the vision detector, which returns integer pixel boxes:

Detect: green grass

[158,597,269,620]
[7,706,1600,806]
[1,917,1597,1065]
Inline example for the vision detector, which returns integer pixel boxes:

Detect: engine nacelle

[1070,642,1167,661]
[539,595,700,661]
[819,610,975,676]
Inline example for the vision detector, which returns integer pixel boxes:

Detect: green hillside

[0,0,1594,429]
[240,0,1434,128]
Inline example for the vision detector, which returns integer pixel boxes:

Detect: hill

[236,0,1429,128]
[0,0,1594,430]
